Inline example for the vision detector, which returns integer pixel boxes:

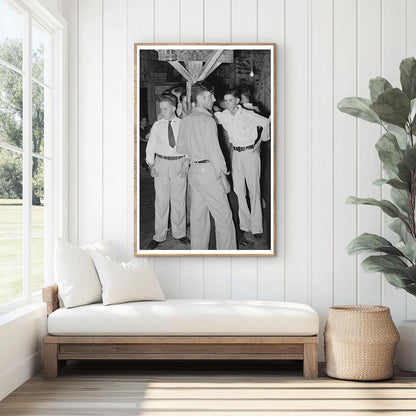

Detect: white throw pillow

[81,240,115,259]
[54,239,114,308]
[90,252,165,306]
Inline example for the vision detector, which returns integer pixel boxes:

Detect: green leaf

[347,233,404,256]
[362,254,408,272]
[410,98,416,124]
[394,130,410,150]
[373,178,388,186]
[337,97,383,125]
[346,196,406,219]
[361,255,416,287]
[397,240,416,264]
[384,166,400,180]
[369,77,393,102]
[383,271,412,288]
[386,179,410,191]
[402,265,416,282]
[404,283,416,296]
[375,132,404,173]
[370,88,410,128]
[391,187,409,213]
[397,161,412,185]
[411,99,416,133]
[400,57,416,100]
[403,146,416,172]
[374,177,409,191]
[389,218,410,241]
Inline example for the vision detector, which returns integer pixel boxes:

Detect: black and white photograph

[134,44,275,256]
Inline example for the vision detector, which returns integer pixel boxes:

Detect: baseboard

[0,351,42,401]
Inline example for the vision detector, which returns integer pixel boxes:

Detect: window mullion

[22,10,32,298]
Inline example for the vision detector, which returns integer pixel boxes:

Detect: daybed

[42,284,319,379]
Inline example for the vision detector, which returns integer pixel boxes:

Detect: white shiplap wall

[61,0,416,356]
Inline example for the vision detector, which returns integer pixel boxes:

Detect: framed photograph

[134,44,275,256]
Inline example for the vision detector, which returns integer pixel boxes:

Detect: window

[0,0,66,312]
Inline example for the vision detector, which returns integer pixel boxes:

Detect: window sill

[0,299,45,327]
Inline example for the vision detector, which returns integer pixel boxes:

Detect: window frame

[0,0,67,315]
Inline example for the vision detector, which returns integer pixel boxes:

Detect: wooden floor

[2,360,416,415]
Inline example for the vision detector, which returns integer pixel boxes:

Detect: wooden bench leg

[44,343,59,379]
[303,343,318,379]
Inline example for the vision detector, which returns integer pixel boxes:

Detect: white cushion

[47,299,319,336]
[90,253,165,305]
[81,240,115,259]
[54,239,114,308]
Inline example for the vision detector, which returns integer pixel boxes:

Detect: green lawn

[0,199,44,305]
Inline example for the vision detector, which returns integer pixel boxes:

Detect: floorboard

[1,361,416,415]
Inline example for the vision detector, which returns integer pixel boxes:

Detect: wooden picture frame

[134,44,276,256]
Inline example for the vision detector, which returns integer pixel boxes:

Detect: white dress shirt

[214,105,270,146]
[145,117,183,165]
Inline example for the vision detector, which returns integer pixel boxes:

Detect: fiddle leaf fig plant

[337,57,416,297]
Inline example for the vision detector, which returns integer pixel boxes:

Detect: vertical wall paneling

[356,0,382,305]
[103,0,128,260]
[154,0,180,43]
[230,0,257,42]
[127,0,154,260]
[178,0,205,298]
[61,0,78,245]
[77,0,103,245]
[179,0,203,43]
[284,0,309,303]
[180,259,204,298]
[64,0,415,334]
[229,0,259,300]
[231,258,258,300]
[310,0,333,357]
[154,259,181,298]
[406,0,416,319]
[152,0,181,297]
[381,0,407,322]
[203,0,232,299]
[257,0,285,301]
[203,0,231,42]
[333,0,357,305]
[407,0,416,61]
[204,258,231,299]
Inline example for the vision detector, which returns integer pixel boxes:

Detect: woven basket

[324,305,399,381]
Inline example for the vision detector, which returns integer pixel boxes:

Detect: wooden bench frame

[43,285,319,379]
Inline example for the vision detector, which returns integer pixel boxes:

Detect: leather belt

[192,159,210,164]
[233,144,254,152]
[155,153,185,160]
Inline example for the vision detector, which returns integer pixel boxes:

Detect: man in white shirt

[145,93,190,249]
[214,88,270,238]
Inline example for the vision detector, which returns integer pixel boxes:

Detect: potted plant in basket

[337,57,416,371]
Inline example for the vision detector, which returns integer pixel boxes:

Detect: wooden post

[161,50,234,111]
[43,342,59,379]
[303,342,318,379]
[186,81,192,113]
